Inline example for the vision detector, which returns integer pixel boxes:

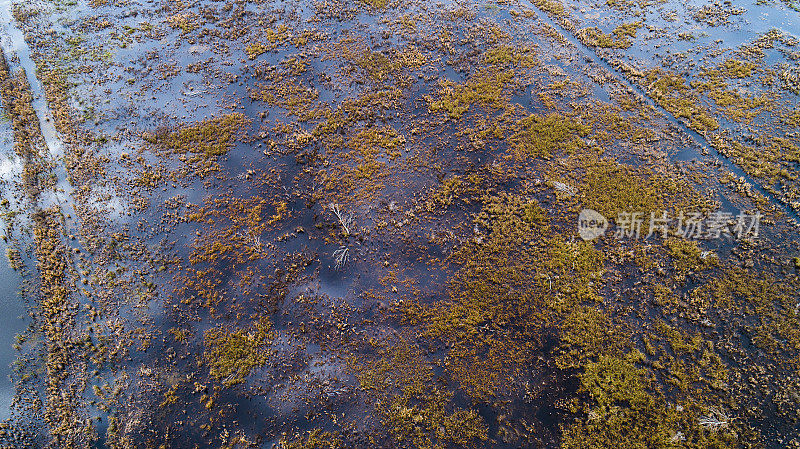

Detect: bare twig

[329,203,354,236]
[333,245,349,270]
[698,407,729,431]
[237,231,264,255]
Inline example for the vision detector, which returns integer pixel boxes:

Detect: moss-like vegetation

[147,113,249,158]
[36,59,75,142]
[645,70,720,132]
[354,342,488,448]
[691,71,772,122]
[482,45,539,67]
[360,0,389,9]
[605,0,662,11]
[695,268,800,354]
[562,351,736,448]
[144,113,250,175]
[613,21,643,39]
[33,210,92,448]
[428,69,514,119]
[253,77,321,121]
[203,320,273,387]
[245,42,268,60]
[0,52,49,196]
[5,247,23,270]
[7,1,800,447]
[555,306,629,369]
[280,430,343,449]
[664,238,717,274]
[578,158,692,219]
[579,22,642,49]
[347,125,406,174]
[166,13,198,35]
[245,25,291,57]
[424,174,483,212]
[354,47,426,81]
[383,387,488,449]
[357,51,392,80]
[318,125,406,203]
[709,135,799,205]
[509,112,589,159]
[402,193,604,400]
[719,59,757,78]
[529,0,567,16]
[179,194,289,313]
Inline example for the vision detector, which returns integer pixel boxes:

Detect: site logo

[577,208,762,241]
[578,209,608,241]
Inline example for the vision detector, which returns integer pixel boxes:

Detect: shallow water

[0,239,24,422]
[0,0,77,423]
[521,0,800,224]
[0,0,799,446]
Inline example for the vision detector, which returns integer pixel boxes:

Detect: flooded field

[0,0,798,447]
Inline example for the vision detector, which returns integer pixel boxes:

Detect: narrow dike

[0,52,48,199]
[32,210,90,448]
[519,0,800,226]
[0,12,91,449]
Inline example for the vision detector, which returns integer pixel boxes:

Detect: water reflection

[0,239,23,421]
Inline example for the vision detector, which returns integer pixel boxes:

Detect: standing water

[0,0,71,422]
[0,239,23,422]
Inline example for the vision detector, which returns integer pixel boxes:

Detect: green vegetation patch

[694,268,800,354]
[402,193,607,400]
[719,59,757,78]
[428,69,515,119]
[360,0,388,8]
[383,387,488,448]
[691,72,772,122]
[509,112,590,159]
[245,42,268,60]
[203,320,273,387]
[0,55,44,160]
[145,113,250,166]
[556,306,629,369]
[529,0,567,16]
[482,45,538,67]
[579,22,642,49]
[664,238,717,274]
[254,77,321,121]
[166,13,198,35]
[562,351,736,448]
[354,342,488,447]
[579,158,691,219]
[280,430,343,449]
[646,70,720,132]
[606,0,664,11]
[355,47,425,81]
